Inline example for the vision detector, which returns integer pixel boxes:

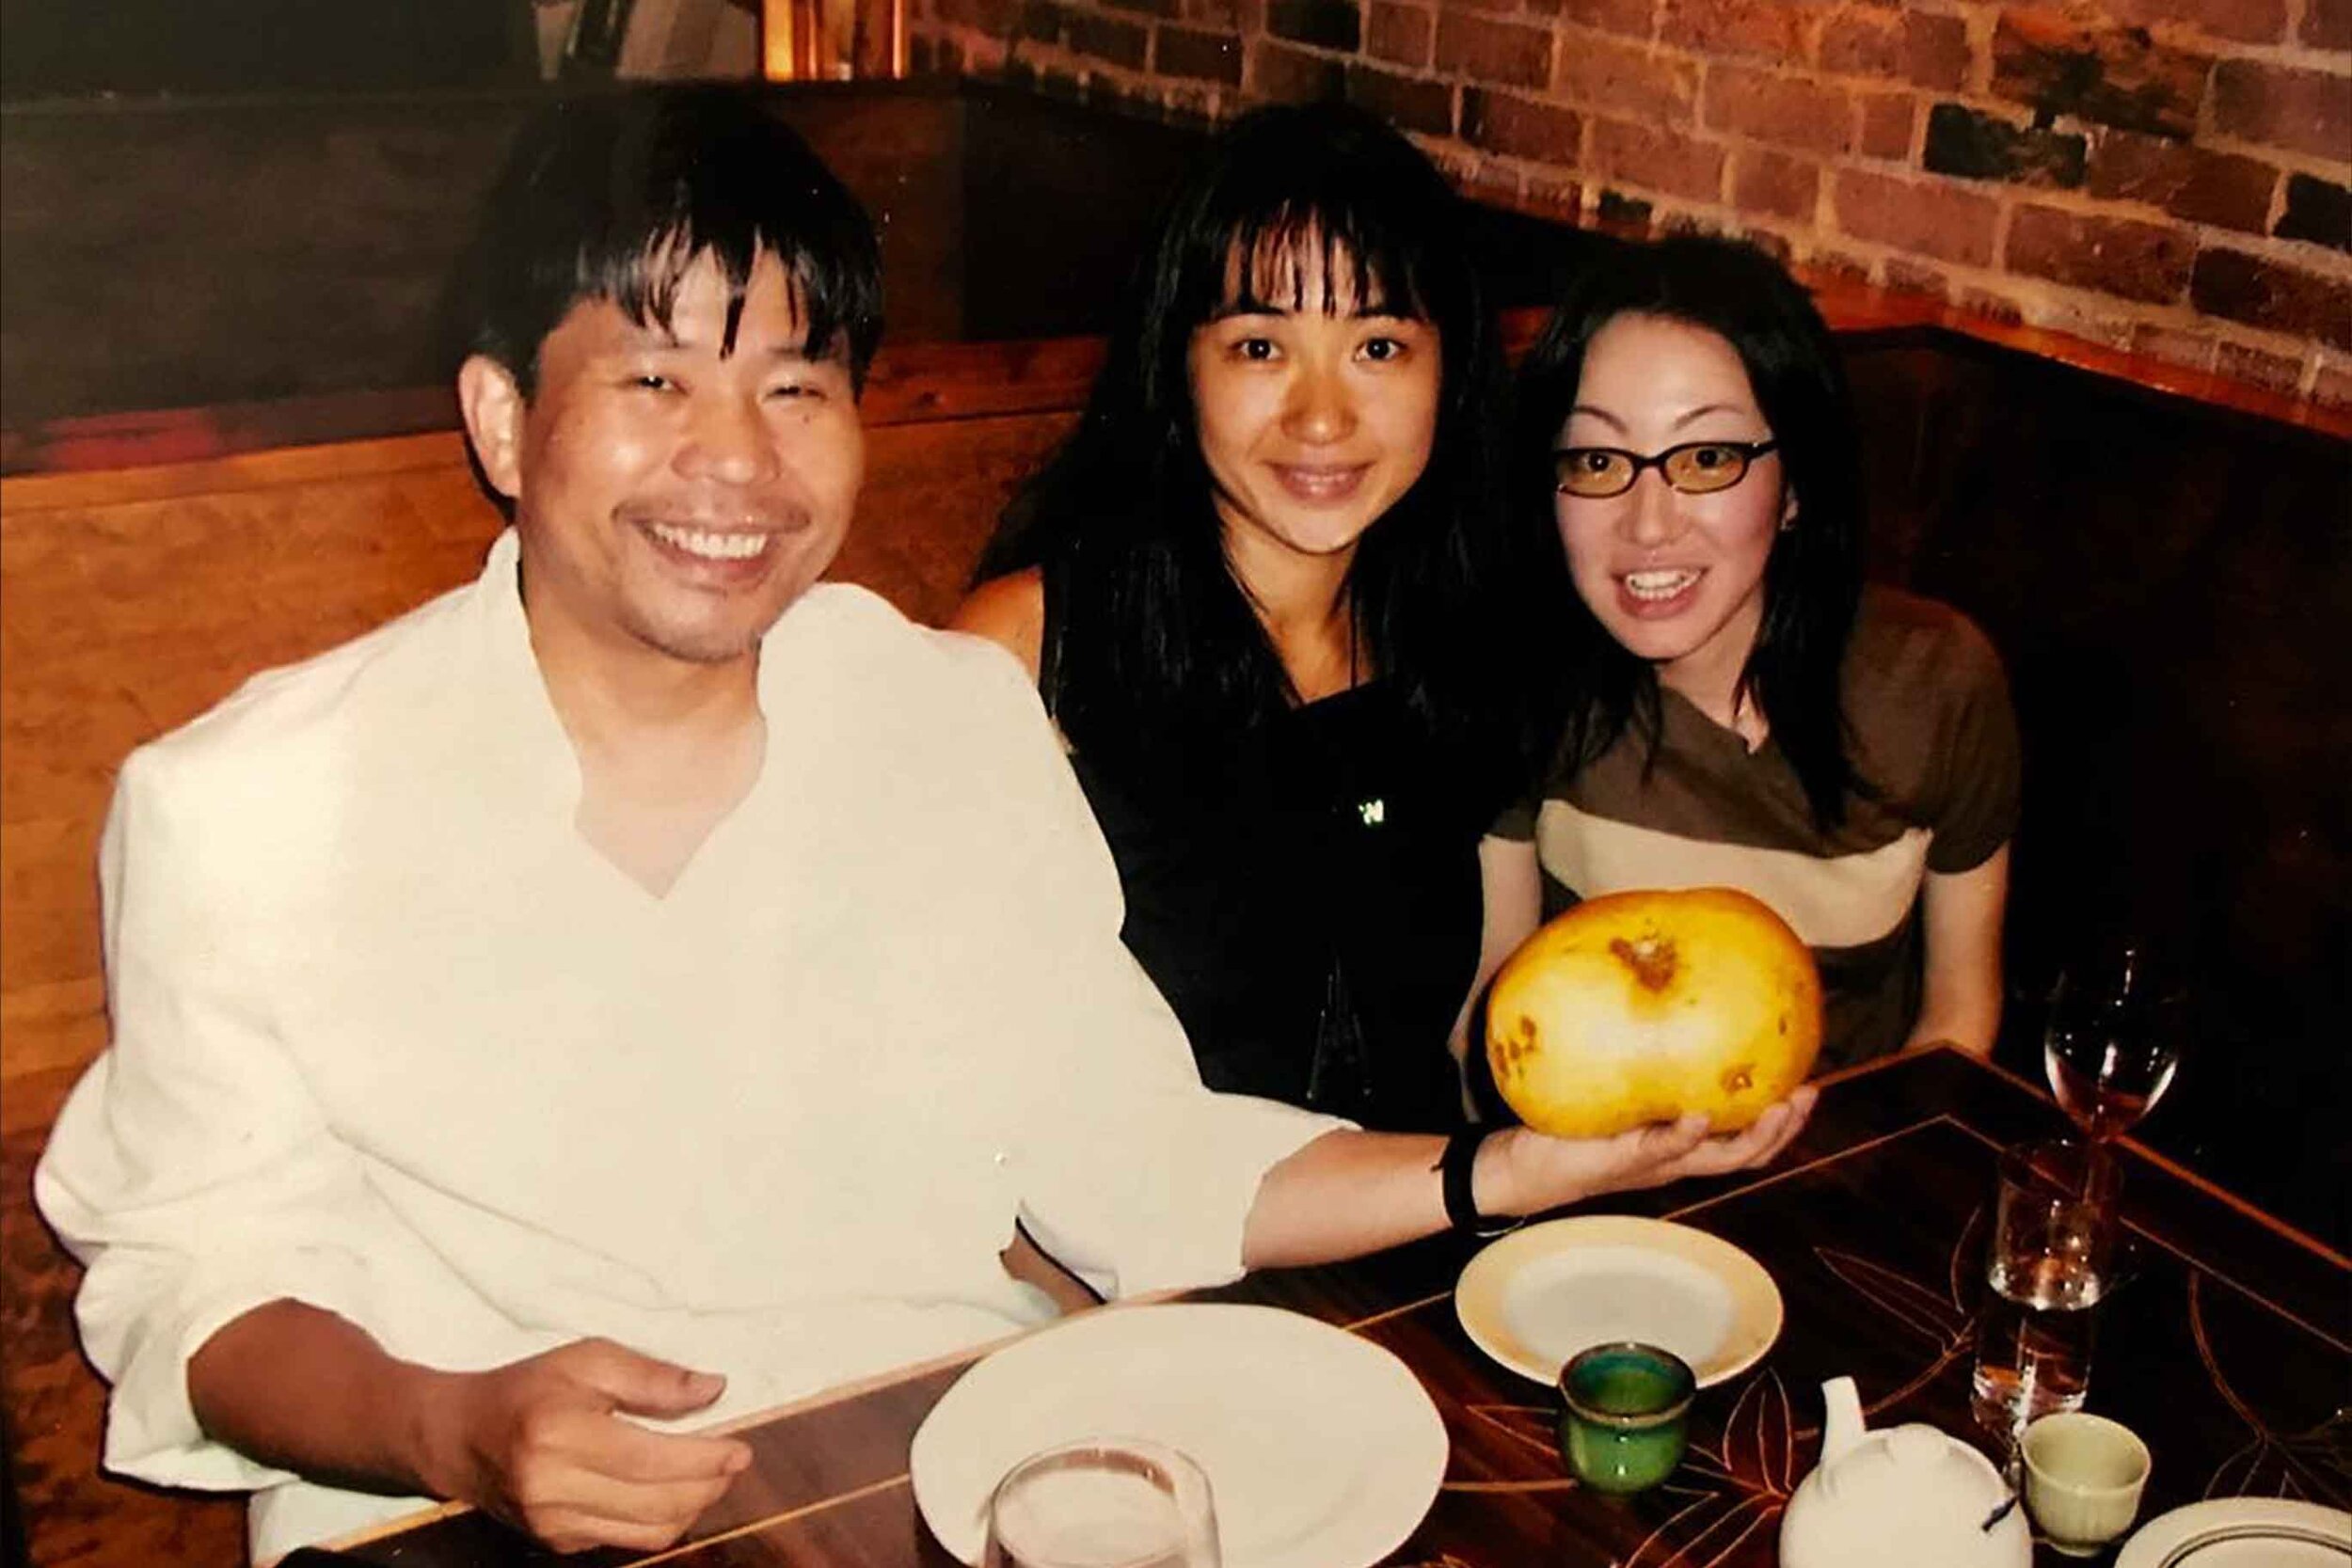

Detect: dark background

[0,80,1590,428]
[0,0,539,100]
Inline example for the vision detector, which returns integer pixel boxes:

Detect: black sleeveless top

[1041,565,1485,1133]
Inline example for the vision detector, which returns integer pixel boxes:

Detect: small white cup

[2022,1411,2151,1557]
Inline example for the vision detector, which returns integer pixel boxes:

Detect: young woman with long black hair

[954,103,1541,1134]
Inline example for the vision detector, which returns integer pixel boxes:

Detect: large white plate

[909,1303,1448,1568]
[2115,1498,2352,1567]
[1454,1214,1783,1388]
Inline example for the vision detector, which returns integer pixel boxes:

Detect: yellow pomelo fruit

[1486,887,1822,1138]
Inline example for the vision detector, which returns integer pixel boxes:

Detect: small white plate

[1454,1214,1783,1387]
[908,1302,1448,1568]
[2116,1498,2352,1567]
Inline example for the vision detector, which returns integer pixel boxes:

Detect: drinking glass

[983,1437,1220,1568]
[2042,938,2185,1142]
[1971,1140,2115,1433]
[1556,1342,1695,1495]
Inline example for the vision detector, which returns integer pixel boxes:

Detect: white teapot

[1779,1376,2031,1568]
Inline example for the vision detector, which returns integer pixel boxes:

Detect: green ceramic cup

[1557,1341,1697,1495]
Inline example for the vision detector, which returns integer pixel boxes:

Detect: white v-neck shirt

[36,531,1339,1560]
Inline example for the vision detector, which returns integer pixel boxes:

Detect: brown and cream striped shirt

[1496,587,2021,1069]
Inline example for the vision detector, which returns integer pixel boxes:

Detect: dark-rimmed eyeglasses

[1552,439,1780,499]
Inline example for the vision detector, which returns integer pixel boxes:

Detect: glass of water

[1971,1139,2116,1435]
[983,1437,1220,1568]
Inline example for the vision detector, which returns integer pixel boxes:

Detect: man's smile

[644,522,776,561]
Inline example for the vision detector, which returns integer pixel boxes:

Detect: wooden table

[328,1048,2351,1567]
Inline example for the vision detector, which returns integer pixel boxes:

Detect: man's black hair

[467,86,883,393]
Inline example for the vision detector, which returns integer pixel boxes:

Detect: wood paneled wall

[0,84,971,430]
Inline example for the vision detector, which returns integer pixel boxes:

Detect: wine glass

[983,1437,1221,1568]
[2042,938,2185,1144]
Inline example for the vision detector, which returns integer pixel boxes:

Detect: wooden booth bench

[4,303,2347,1568]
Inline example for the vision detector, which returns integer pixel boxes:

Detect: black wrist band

[1440,1129,1519,1239]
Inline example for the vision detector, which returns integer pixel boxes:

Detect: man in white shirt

[35,88,1811,1561]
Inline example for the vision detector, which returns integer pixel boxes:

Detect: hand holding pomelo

[1486,888,1822,1139]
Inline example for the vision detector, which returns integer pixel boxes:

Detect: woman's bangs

[1208,204,1429,320]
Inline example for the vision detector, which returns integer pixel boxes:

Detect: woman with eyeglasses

[1475,236,2020,1070]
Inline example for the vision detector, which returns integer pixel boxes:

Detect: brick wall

[912,0,2352,406]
